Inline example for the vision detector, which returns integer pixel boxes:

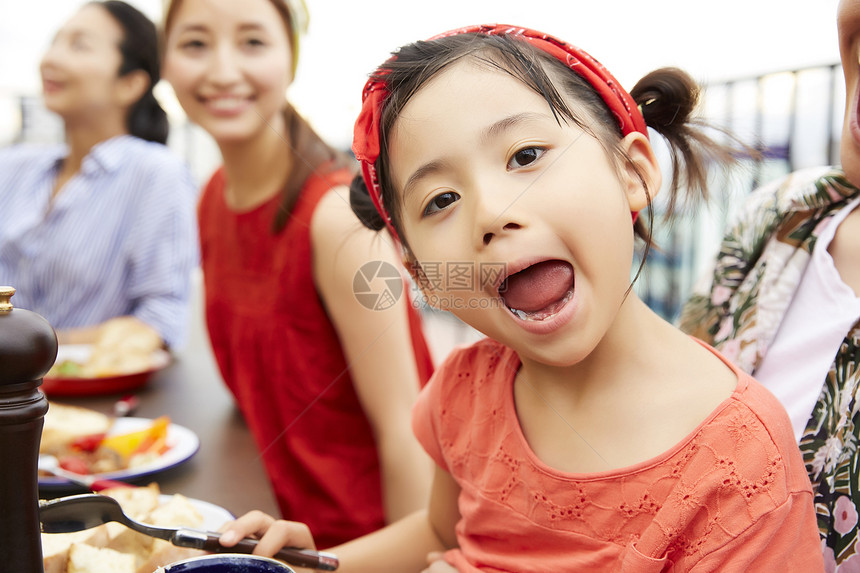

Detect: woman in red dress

[162,0,434,548]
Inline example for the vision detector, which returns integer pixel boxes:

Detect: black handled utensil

[39,494,338,571]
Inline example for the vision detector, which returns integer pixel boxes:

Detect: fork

[40,494,339,571]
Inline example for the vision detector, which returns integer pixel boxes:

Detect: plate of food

[43,317,172,397]
[43,344,171,397]
[42,483,235,573]
[39,404,200,489]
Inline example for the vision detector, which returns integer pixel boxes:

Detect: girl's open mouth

[498,260,574,321]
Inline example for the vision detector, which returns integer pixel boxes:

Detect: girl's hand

[218,510,316,557]
[421,551,458,572]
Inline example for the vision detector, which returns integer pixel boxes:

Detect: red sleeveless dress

[198,166,434,548]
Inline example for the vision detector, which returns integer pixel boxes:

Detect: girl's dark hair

[349,32,740,254]
[271,104,356,232]
[97,0,169,144]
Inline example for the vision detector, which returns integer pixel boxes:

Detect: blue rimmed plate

[39,417,200,489]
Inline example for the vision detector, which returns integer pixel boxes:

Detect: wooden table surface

[39,345,280,520]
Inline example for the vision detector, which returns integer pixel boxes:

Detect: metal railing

[635,62,844,321]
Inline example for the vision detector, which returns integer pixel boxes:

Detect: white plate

[39,417,200,488]
[157,495,235,531]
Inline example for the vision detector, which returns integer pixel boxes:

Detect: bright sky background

[0,0,843,149]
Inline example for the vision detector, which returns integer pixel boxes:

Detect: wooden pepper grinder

[0,286,57,572]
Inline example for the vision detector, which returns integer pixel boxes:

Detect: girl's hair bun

[630,68,699,132]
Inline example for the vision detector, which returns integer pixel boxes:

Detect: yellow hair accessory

[284,0,309,77]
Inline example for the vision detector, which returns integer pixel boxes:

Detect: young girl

[0,0,198,349]
[218,24,823,571]
[161,0,434,548]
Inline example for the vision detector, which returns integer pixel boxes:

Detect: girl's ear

[620,132,662,212]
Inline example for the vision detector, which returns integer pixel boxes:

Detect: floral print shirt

[679,165,860,569]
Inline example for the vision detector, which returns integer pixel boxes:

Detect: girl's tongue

[499,260,574,318]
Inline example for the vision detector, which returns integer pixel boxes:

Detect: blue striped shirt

[0,135,199,348]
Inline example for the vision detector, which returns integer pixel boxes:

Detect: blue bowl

[161,554,296,572]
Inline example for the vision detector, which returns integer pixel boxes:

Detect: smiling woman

[160,0,436,548]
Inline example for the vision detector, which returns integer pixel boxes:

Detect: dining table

[38,340,280,521]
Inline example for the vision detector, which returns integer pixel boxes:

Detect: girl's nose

[481,221,522,247]
[473,185,524,248]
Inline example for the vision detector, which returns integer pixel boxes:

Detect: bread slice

[67,542,135,573]
[84,317,162,377]
[101,483,162,521]
[148,494,203,529]
[41,527,109,573]
[98,484,160,569]
[42,487,209,573]
[135,494,206,573]
[41,402,112,456]
[135,544,205,573]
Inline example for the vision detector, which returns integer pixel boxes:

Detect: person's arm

[310,186,431,521]
[56,315,164,347]
[56,325,104,345]
[220,464,461,573]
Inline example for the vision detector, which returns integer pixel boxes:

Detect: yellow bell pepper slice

[100,416,170,460]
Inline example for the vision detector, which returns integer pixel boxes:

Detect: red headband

[352,24,648,241]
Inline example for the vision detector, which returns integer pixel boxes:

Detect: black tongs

[39,494,338,571]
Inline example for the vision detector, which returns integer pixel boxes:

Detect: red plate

[42,345,171,397]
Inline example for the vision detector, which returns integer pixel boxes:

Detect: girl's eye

[508,147,544,169]
[423,191,460,216]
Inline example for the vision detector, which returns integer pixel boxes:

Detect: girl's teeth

[506,290,572,322]
[511,308,528,320]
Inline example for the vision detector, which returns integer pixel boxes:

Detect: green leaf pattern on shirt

[678,167,860,567]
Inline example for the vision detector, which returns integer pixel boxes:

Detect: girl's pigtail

[349,174,388,232]
[630,68,740,219]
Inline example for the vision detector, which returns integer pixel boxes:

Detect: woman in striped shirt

[0,1,198,349]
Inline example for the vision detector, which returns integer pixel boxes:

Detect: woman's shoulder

[737,165,855,222]
[104,136,191,173]
[304,166,354,195]
[0,142,63,170]
[302,167,356,220]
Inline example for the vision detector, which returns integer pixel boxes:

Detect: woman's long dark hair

[98,0,169,144]
[271,104,355,232]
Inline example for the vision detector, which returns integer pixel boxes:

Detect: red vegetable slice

[58,455,90,475]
